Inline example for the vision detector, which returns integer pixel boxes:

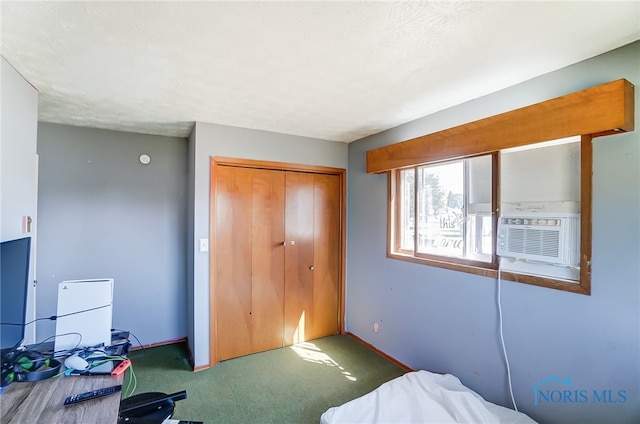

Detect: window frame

[387,140,589,292]
[391,153,499,270]
[373,79,634,295]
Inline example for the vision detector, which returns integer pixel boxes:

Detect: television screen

[0,237,31,356]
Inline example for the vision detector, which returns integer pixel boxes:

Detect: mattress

[321,370,537,424]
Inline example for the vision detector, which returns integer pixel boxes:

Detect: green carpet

[124,334,406,423]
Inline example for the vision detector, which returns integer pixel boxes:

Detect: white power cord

[497,264,518,412]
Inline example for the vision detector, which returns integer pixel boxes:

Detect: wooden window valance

[366,79,634,174]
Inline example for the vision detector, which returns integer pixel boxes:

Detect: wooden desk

[1,374,123,424]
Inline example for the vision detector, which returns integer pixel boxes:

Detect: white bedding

[321,370,536,424]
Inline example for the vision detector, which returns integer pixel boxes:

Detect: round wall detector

[139,154,151,165]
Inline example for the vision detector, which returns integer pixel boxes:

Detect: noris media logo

[533,376,627,406]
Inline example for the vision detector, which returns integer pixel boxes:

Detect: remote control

[64,385,122,405]
[111,359,131,376]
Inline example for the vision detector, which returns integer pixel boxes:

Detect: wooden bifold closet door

[215,166,285,361]
[283,172,341,346]
[213,163,342,363]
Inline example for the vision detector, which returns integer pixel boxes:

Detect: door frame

[209,156,347,367]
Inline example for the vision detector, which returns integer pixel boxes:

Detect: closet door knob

[309,265,314,271]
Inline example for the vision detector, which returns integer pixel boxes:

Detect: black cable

[112,328,145,355]
[0,304,112,327]
[25,332,83,356]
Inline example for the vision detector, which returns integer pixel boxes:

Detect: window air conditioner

[497,213,579,266]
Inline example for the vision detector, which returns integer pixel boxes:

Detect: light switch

[199,238,209,252]
[22,216,32,233]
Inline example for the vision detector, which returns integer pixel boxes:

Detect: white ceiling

[1,1,639,143]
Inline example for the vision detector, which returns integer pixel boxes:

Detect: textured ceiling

[1,1,639,143]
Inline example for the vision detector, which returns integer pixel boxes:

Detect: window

[389,140,583,288]
[391,154,497,269]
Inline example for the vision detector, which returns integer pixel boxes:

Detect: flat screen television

[0,237,31,357]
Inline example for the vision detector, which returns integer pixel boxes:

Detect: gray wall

[346,41,639,424]
[1,57,39,345]
[189,122,348,367]
[36,123,188,347]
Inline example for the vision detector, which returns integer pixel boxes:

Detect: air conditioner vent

[498,214,579,266]
[507,228,560,258]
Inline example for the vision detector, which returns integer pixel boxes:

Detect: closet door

[283,172,340,345]
[283,172,315,345]
[215,166,253,361]
[215,166,285,361]
[309,173,340,340]
[212,160,343,364]
[250,169,285,353]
